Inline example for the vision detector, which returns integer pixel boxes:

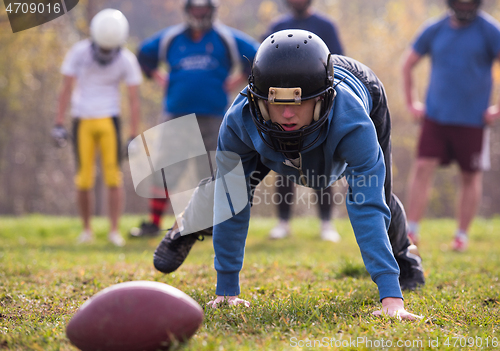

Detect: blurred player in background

[129,0,259,238]
[53,9,142,246]
[402,0,500,251]
[263,0,344,241]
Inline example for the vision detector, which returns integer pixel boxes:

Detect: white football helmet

[90,9,129,50]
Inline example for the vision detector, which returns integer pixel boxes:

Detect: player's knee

[103,169,123,187]
[75,175,95,190]
[415,158,439,176]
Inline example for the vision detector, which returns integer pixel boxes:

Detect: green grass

[1,215,500,350]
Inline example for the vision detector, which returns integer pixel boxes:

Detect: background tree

[1,0,499,217]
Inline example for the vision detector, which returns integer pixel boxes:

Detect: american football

[66,281,204,351]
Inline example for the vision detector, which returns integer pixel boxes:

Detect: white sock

[456,229,467,239]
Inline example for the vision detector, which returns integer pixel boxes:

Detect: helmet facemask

[248,87,335,157]
[247,30,336,156]
[91,43,121,65]
[185,0,218,31]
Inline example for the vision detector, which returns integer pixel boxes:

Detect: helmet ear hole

[258,100,270,121]
[313,100,322,121]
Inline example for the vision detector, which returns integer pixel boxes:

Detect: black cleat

[129,221,160,238]
[396,245,425,291]
[153,227,210,273]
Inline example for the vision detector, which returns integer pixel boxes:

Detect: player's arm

[208,151,254,309]
[136,32,170,88]
[484,52,500,125]
[137,36,169,89]
[127,85,140,138]
[224,29,259,93]
[206,106,260,308]
[51,74,74,147]
[336,111,421,321]
[55,75,74,126]
[401,48,425,122]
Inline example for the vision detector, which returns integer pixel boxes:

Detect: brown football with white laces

[66,281,203,351]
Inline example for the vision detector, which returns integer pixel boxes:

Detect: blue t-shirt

[413,13,500,127]
[138,25,259,117]
[265,12,343,55]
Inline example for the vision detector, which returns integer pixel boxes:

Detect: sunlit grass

[1,215,499,350]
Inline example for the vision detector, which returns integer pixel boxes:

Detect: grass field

[1,215,499,350]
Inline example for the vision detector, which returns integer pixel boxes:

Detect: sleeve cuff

[215,271,240,296]
[374,273,403,301]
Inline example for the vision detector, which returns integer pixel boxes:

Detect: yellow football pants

[73,117,122,190]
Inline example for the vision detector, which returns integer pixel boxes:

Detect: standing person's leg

[452,171,482,251]
[74,119,96,243]
[315,187,340,242]
[77,190,93,233]
[108,187,122,232]
[100,117,125,246]
[451,125,488,251]
[196,115,223,182]
[406,118,448,244]
[269,179,293,239]
[405,158,440,244]
[129,114,174,237]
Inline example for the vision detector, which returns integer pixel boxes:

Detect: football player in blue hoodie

[155,30,424,320]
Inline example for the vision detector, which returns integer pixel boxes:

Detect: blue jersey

[265,12,343,55]
[138,25,259,117]
[413,13,500,127]
[213,68,402,301]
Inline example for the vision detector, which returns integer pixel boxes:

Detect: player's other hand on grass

[207,295,250,308]
[373,297,422,321]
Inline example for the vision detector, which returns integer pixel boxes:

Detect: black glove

[51,125,69,148]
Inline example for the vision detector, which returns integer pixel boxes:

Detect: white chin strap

[258,100,270,121]
[313,100,322,121]
[257,99,323,122]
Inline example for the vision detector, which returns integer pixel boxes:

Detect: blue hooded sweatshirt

[213,66,403,301]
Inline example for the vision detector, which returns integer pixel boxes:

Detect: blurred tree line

[1,0,499,217]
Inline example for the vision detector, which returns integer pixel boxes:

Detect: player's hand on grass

[207,295,250,308]
[484,105,500,125]
[373,297,422,321]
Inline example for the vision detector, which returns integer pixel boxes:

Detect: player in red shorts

[402,0,500,251]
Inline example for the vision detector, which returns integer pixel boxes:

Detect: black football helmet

[447,0,481,24]
[247,29,335,154]
[184,0,218,31]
